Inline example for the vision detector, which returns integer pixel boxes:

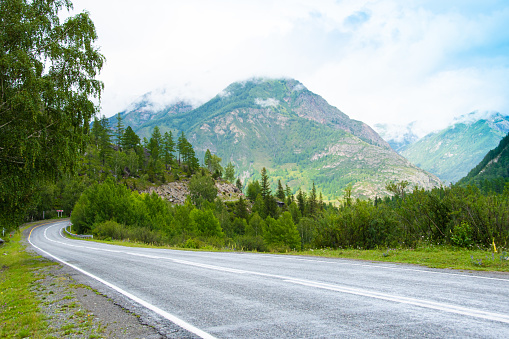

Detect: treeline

[26,114,236,221]
[71,163,509,251]
[32,115,509,252]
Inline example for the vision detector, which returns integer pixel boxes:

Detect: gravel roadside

[23,224,199,339]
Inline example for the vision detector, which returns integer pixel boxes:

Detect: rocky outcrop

[143,180,242,204]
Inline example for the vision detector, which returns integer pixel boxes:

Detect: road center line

[36,223,509,325]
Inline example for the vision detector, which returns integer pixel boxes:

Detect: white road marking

[29,223,217,339]
[33,223,509,326]
[285,279,509,324]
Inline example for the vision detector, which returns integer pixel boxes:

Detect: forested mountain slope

[113,78,441,199]
[400,112,509,183]
[457,132,509,191]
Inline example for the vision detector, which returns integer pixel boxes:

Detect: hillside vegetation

[24,112,509,257]
[110,78,441,199]
[400,112,509,183]
[457,132,509,193]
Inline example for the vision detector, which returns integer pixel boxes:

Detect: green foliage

[264,212,301,250]
[458,132,509,192]
[122,126,141,150]
[246,180,261,201]
[148,126,163,161]
[245,212,265,237]
[0,0,104,230]
[224,162,236,182]
[188,172,218,207]
[451,221,473,248]
[189,208,223,237]
[71,178,174,236]
[115,113,125,148]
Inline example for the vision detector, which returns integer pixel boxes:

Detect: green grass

[0,223,55,338]
[299,246,509,272]
[75,231,509,272]
[0,221,108,338]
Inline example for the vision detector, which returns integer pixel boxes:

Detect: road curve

[28,220,509,338]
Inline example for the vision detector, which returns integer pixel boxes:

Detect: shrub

[234,235,266,252]
[451,221,473,248]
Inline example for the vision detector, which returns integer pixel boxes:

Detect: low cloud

[255,98,280,108]
[69,0,509,135]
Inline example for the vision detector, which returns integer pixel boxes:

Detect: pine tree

[308,182,317,216]
[235,196,249,220]
[276,179,285,201]
[177,131,186,164]
[236,178,243,192]
[115,113,124,148]
[296,189,306,216]
[260,167,271,199]
[122,126,140,150]
[163,131,175,166]
[204,149,212,172]
[148,126,162,161]
[285,184,293,205]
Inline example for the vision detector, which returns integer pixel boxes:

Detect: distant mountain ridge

[398,112,509,183]
[373,122,420,152]
[109,78,441,198]
[457,132,509,189]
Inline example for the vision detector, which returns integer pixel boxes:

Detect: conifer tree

[308,182,317,216]
[177,131,186,164]
[122,126,140,150]
[204,149,212,171]
[148,126,162,161]
[260,167,271,199]
[276,179,285,201]
[296,188,306,216]
[163,131,175,166]
[115,113,124,148]
[236,178,243,192]
[285,184,294,205]
[98,116,112,166]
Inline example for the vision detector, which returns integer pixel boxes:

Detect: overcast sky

[69,0,509,135]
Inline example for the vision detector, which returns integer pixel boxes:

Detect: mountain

[108,87,197,135]
[457,132,509,189]
[373,122,420,152]
[117,78,441,199]
[399,112,509,184]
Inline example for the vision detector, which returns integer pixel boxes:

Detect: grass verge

[0,224,55,338]
[75,232,509,272]
[0,222,111,338]
[300,246,509,272]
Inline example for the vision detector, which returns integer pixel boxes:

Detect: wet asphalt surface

[29,220,509,338]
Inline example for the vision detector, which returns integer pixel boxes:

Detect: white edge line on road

[28,223,217,339]
[38,223,509,325]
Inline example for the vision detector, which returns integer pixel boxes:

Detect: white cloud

[255,98,280,108]
[66,0,509,136]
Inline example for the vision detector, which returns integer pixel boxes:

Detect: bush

[451,221,473,248]
[182,238,203,249]
[93,220,126,240]
[234,235,266,252]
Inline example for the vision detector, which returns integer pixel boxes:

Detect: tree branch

[26,122,57,139]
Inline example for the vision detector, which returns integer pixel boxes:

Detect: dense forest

[24,114,509,252]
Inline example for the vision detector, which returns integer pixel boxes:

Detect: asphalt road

[28,220,509,338]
